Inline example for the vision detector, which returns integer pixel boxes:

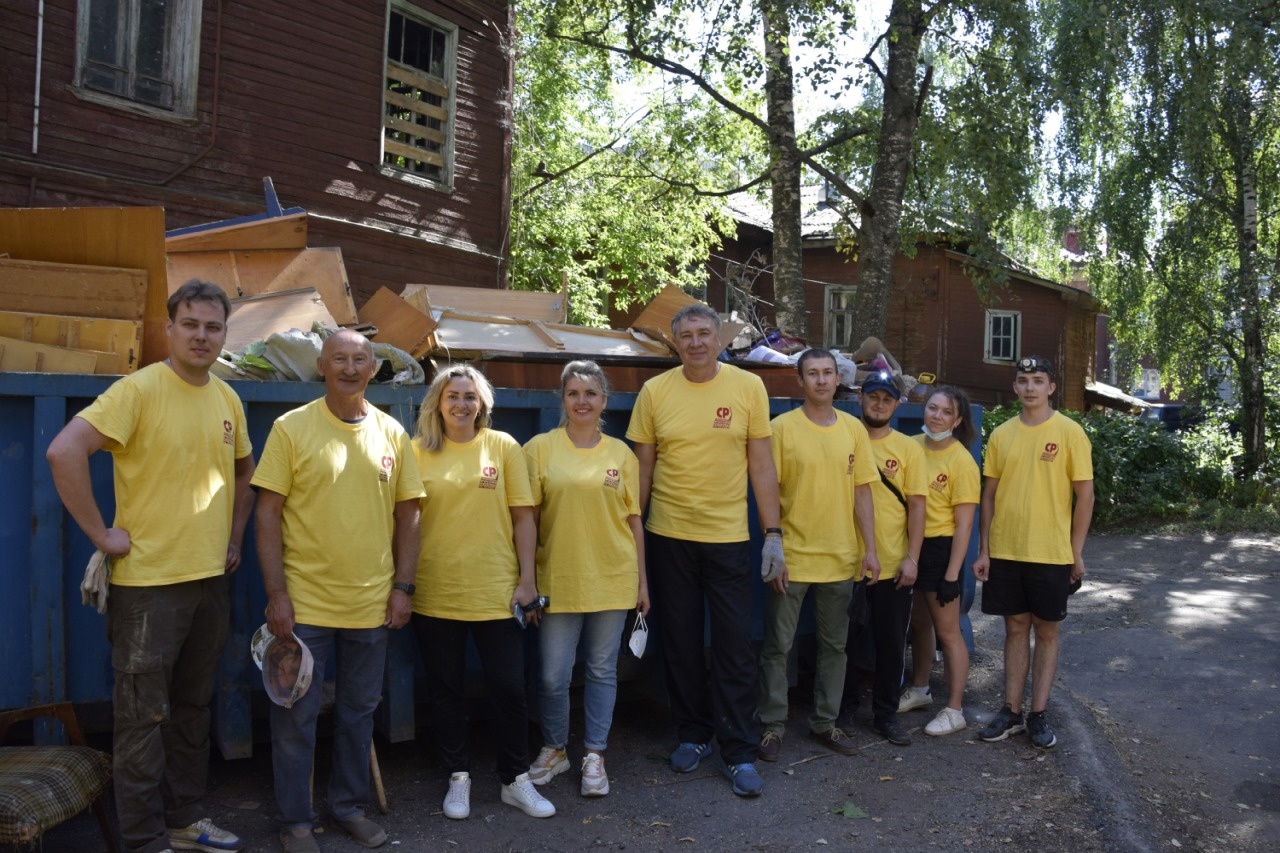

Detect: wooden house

[0,0,513,306]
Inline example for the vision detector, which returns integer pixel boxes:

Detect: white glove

[80,550,111,615]
[760,536,786,583]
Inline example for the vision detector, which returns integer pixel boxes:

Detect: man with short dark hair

[974,356,1094,749]
[47,279,254,853]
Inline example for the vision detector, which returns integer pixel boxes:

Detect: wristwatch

[392,582,416,595]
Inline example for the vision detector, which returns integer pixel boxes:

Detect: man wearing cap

[46,280,254,853]
[973,355,1094,749]
[253,330,423,852]
[756,349,880,762]
[842,370,925,747]
[626,303,784,798]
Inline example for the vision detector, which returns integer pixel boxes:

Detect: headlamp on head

[1015,355,1054,377]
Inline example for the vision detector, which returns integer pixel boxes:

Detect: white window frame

[824,285,859,351]
[73,0,202,121]
[381,2,457,190]
[984,309,1021,364]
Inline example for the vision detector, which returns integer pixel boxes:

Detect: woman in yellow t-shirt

[898,386,981,737]
[523,361,648,799]
[410,365,553,821]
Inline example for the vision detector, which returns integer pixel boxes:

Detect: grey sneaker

[528,746,569,785]
[978,705,1026,742]
[333,815,387,848]
[1027,711,1057,749]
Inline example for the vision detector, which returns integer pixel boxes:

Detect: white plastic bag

[627,610,649,658]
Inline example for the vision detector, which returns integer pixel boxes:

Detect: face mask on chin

[922,424,953,442]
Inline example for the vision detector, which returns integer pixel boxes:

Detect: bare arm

[973,477,999,581]
[633,442,656,514]
[385,498,421,629]
[746,436,781,530]
[854,483,880,581]
[255,488,293,638]
[45,418,130,556]
[1070,480,1095,580]
[629,514,650,615]
[510,505,539,613]
[948,504,977,582]
[896,494,926,588]
[226,454,256,573]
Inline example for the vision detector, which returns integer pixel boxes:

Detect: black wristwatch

[392,582,416,595]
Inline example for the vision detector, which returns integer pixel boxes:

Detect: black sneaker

[1026,711,1057,749]
[978,705,1026,742]
[871,717,911,746]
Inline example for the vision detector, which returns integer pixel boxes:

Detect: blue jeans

[537,610,628,751]
[270,624,388,828]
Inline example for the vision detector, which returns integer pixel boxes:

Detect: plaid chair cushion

[0,745,112,844]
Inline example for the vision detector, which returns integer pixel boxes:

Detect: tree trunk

[849,0,926,347]
[762,0,806,339]
[1234,137,1267,476]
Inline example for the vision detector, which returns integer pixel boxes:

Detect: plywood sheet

[630,283,745,353]
[360,287,438,359]
[165,212,308,254]
[431,313,673,358]
[168,247,357,325]
[403,283,567,323]
[225,288,337,354]
[0,257,147,321]
[0,207,167,366]
[0,336,100,374]
[0,310,142,373]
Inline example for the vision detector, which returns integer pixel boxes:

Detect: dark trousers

[842,580,914,725]
[412,614,529,784]
[108,576,228,853]
[648,533,760,765]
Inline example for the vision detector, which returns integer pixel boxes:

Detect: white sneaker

[501,772,556,818]
[443,771,471,819]
[898,685,932,713]
[528,746,569,785]
[925,706,967,736]
[580,753,609,797]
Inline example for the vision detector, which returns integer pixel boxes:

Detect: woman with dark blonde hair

[898,385,981,736]
[409,364,554,821]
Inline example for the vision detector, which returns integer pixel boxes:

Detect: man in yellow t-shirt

[974,356,1094,750]
[757,349,879,762]
[841,371,926,748]
[46,280,254,853]
[253,330,423,853]
[626,304,783,798]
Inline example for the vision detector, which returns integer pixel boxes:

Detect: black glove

[936,578,961,606]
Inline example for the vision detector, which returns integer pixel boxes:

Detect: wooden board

[0,207,168,366]
[167,247,357,325]
[403,283,567,323]
[165,211,308,254]
[0,257,148,322]
[0,336,101,374]
[0,310,143,373]
[359,287,438,359]
[631,282,745,353]
[225,288,338,355]
[430,313,673,358]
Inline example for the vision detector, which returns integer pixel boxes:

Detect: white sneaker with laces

[501,772,556,817]
[897,685,932,713]
[580,753,609,797]
[528,745,569,785]
[925,706,967,736]
[169,817,242,852]
[444,771,471,819]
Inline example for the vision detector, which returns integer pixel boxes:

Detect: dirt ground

[31,532,1280,852]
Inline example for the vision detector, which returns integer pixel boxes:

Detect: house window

[383,4,456,187]
[984,309,1021,363]
[824,286,858,350]
[75,0,202,117]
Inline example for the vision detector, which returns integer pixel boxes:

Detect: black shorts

[980,558,1072,622]
[914,537,953,593]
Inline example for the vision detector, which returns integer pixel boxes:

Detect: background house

[0,0,513,305]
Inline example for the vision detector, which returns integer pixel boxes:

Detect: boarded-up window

[384,5,455,186]
[76,0,201,117]
[985,309,1021,363]
[824,285,858,350]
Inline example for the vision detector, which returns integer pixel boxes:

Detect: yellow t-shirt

[524,429,640,612]
[77,363,251,587]
[914,436,981,537]
[251,399,424,629]
[857,430,927,580]
[413,429,534,621]
[770,408,879,583]
[625,364,771,542]
[984,412,1094,564]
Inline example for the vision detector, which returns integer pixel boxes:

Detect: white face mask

[921,424,953,442]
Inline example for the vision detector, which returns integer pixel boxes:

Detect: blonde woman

[410,365,554,821]
[523,361,648,798]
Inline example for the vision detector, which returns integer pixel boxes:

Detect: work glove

[80,550,111,615]
[936,578,961,607]
[761,536,786,583]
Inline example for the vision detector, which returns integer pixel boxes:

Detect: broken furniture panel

[0,311,142,373]
[225,288,338,356]
[359,288,438,359]
[165,211,308,254]
[0,258,147,322]
[0,336,101,374]
[631,283,748,354]
[402,283,568,324]
[167,247,357,325]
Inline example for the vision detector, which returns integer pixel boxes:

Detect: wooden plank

[167,248,357,325]
[0,207,168,367]
[225,288,338,355]
[386,61,450,98]
[0,336,100,374]
[359,287,438,359]
[384,89,449,122]
[383,138,445,168]
[0,257,147,321]
[164,211,308,254]
[383,115,447,144]
[527,321,565,350]
[0,311,142,373]
[405,283,568,323]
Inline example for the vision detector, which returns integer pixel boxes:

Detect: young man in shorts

[972,356,1094,749]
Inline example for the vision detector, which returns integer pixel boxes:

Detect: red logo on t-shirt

[480,465,499,490]
[1040,442,1059,463]
[222,419,234,446]
[930,472,949,492]
[883,458,900,479]
[713,407,733,429]
[379,455,394,482]
[846,453,856,475]
[604,467,621,489]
